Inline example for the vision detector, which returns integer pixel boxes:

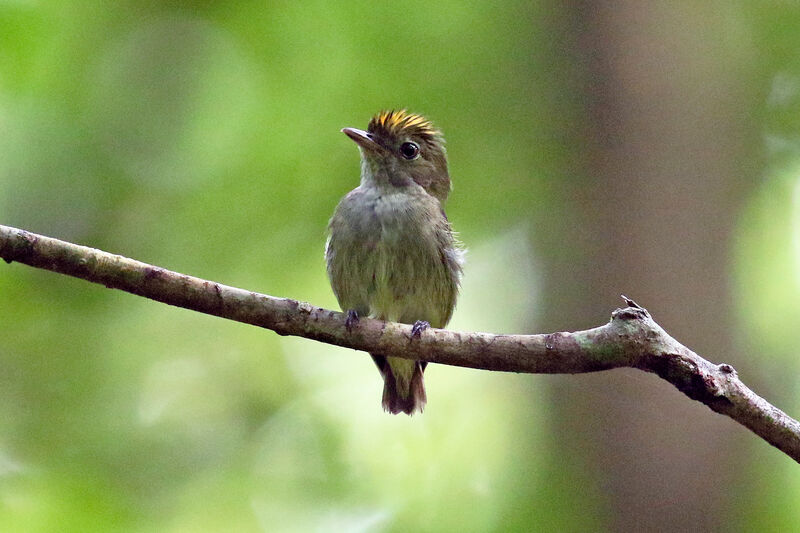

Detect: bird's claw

[345,310,360,332]
[411,320,430,338]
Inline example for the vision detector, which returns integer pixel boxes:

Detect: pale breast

[327,186,460,327]
[369,192,456,326]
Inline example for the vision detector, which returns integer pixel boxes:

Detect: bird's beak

[341,127,386,154]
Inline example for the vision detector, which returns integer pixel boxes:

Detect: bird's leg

[411,320,430,338]
[345,310,360,332]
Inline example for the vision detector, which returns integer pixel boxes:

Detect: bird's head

[342,110,451,205]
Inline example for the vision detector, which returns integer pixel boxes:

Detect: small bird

[326,110,464,415]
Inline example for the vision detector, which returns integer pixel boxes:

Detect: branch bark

[2,223,798,462]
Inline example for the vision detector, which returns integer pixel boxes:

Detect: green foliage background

[1,2,799,531]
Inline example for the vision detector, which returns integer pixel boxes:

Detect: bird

[325,110,464,415]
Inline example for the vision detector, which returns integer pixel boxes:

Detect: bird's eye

[399,142,420,160]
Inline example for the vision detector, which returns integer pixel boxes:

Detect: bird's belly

[328,189,457,328]
[369,225,447,326]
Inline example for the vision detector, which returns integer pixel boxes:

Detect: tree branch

[2,223,798,462]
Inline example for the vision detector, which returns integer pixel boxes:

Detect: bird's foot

[411,320,430,338]
[345,310,360,332]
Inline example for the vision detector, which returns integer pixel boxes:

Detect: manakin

[326,110,464,414]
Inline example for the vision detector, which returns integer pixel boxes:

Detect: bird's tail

[371,354,426,415]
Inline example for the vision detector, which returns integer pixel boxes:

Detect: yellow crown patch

[368,110,441,142]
